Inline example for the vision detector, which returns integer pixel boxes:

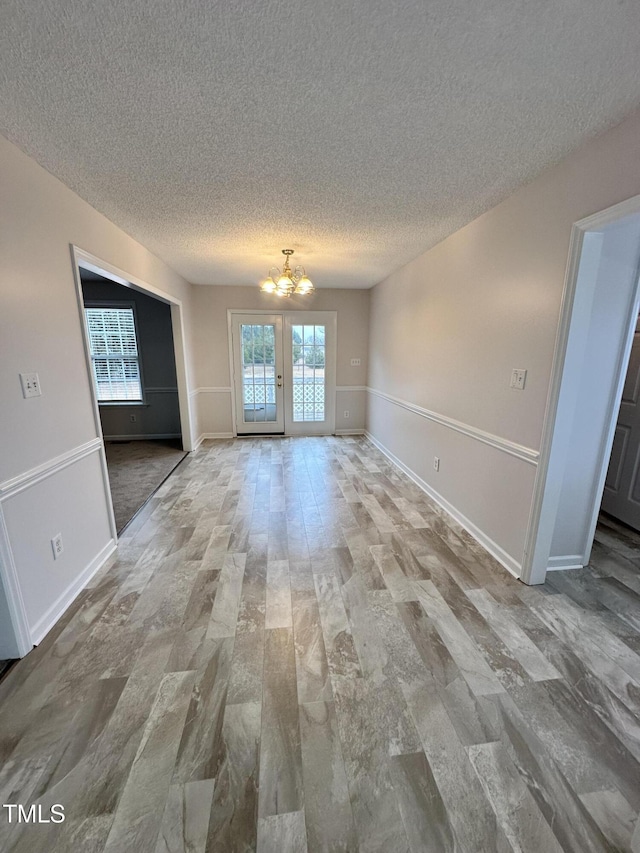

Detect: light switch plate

[20,372,42,398]
[510,368,527,390]
[350,358,361,366]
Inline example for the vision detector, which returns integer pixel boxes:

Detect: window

[292,324,325,421]
[84,305,143,402]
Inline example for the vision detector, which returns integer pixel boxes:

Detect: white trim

[83,300,145,405]
[0,438,115,656]
[576,193,640,230]
[103,433,181,441]
[227,312,238,434]
[229,312,286,435]
[521,226,589,584]
[190,387,233,396]
[227,309,339,438]
[367,387,539,466]
[365,431,522,579]
[546,555,584,571]
[194,432,235,449]
[75,253,178,305]
[0,505,32,657]
[0,439,103,500]
[30,539,117,646]
[284,312,337,437]
[522,192,640,585]
[335,428,365,435]
[71,246,194,453]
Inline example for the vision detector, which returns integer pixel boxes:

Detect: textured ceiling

[1,1,640,288]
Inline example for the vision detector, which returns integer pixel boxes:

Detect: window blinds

[85,307,142,401]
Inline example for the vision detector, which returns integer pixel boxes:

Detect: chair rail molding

[366,386,539,465]
[189,387,233,397]
[0,438,103,501]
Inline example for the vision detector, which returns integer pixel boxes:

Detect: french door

[231,311,336,436]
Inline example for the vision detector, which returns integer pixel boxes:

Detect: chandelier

[260,249,314,297]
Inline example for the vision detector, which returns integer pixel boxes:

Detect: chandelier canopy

[260,249,314,297]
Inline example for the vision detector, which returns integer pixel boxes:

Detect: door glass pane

[242,324,277,422]
[292,324,325,421]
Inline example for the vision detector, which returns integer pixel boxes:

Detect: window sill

[98,401,149,408]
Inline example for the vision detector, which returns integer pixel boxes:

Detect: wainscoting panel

[366,390,539,577]
[0,442,114,646]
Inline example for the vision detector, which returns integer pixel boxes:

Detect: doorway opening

[599,313,640,531]
[72,248,194,536]
[229,310,337,436]
[523,196,640,584]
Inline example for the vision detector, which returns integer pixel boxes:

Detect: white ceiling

[1,1,640,288]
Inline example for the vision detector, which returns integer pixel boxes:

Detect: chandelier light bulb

[295,275,314,294]
[259,249,314,298]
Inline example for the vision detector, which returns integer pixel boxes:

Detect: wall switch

[129,414,137,423]
[433,456,440,472]
[344,410,350,419]
[510,368,527,390]
[51,533,63,560]
[350,358,361,366]
[20,372,42,398]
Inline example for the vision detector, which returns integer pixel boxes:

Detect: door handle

[277,382,282,387]
[277,374,282,379]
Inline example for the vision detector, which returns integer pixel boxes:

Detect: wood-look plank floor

[1,436,640,852]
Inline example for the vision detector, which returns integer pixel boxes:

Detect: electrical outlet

[51,533,63,560]
[344,410,350,419]
[510,368,527,390]
[433,456,440,472]
[129,414,137,423]
[20,372,42,398]
[350,358,361,366]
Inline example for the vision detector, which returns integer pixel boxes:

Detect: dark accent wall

[81,276,181,440]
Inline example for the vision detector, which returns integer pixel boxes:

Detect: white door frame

[70,246,195,543]
[284,312,337,436]
[522,194,640,584]
[230,313,286,435]
[0,512,32,657]
[228,309,337,436]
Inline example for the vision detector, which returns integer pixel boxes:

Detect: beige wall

[191,285,370,437]
[4,97,640,654]
[367,108,640,576]
[0,133,195,652]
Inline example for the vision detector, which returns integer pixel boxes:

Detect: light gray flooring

[104,439,187,532]
[1,436,640,852]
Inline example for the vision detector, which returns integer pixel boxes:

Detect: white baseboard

[335,428,365,436]
[103,433,181,441]
[194,432,234,450]
[546,554,584,571]
[30,538,117,646]
[365,431,522,579]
